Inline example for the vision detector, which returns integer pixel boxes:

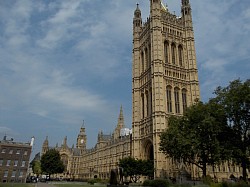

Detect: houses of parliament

[41,0,243,181]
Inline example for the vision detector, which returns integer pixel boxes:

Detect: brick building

[0,136,33,183]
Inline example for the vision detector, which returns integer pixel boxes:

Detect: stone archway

[144,140,154,161]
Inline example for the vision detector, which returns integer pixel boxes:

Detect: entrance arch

[144,139,154,161]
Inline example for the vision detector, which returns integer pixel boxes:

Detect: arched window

[178,45,183,66]
[141,51,144,73]
[145,90,148,117]
[174,88,180,113]
[150,88,152,115]
[145,48,148,69]
[164,41,169,64]
[148,45,151,68]
[171,43,176,65]
[141,93,145,119]
[166,86,172,113]
[182,89,187,112]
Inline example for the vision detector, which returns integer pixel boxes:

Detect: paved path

[35,182,56,187]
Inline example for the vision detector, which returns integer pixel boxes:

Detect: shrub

[176,184,192,187]
[143,179,170,187]
[88,178,102,185]
[234,181,250,187]
[202,175,213,185]
[143,179,152,186]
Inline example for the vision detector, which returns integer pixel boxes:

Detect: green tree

[31,160,41,177]
[119,157,154,182]
[213,79,250,181]
[41,149,65,179]
[141,159,154,179]
[159,101,230,177]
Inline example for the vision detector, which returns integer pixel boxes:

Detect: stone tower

[132,0,200,178]
[41,136,49,156]
[76,121,87,151]
[113,105,125,140]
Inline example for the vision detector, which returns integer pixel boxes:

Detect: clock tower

[76,121,87,151]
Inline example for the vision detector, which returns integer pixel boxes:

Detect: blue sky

[0,0,249,159]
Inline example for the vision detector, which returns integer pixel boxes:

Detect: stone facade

[41,0,245,182]
[42,106,132,180]
[132,0,200,178]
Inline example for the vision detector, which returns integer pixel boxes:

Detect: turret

[181,0,192,27]
[133,3,142,29]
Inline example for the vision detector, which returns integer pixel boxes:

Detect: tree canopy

[212,79,250,180]
[159,101,230,177]
[31,160,41,177]
[41,149,65,177]
[159,79,250,180]
[119,157,154,182]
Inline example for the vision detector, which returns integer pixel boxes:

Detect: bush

[213,181,250,187]
[202,175,213,185]
[175,184,192,187]
[234,182,250,187]
[143,179,170,187]
[88,178,102,185]
[143,180,152,186]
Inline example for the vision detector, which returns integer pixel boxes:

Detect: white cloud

[0,126,19,137]
[0,0,249,155]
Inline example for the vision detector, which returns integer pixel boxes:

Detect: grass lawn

[0,184,35,187]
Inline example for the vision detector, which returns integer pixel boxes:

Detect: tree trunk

[202,162,207,177]
[242,159,247,181]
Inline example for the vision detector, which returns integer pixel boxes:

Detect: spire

[134,3,141,16]
[62,136,68,148]
[118,105,125,128]
[79,120,86,135]
[133,3,142,28]
[42,136,49,155]
[43,136,49,146]
[119,105,124,122]
[82,120,85,128]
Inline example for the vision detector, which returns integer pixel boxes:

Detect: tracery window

[174,88,180,114]
[164,41,169,64]
[148,45,151,68]
[141,93,145,119]
[171,43,176,65]
[141,51,144,73]
[145,48,148,69]
[166,86,172,113]
[178,45,183,66]
[182,89,187,112]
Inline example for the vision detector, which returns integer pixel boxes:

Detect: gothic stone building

[41,0,244,181]
[42,106,132,180]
